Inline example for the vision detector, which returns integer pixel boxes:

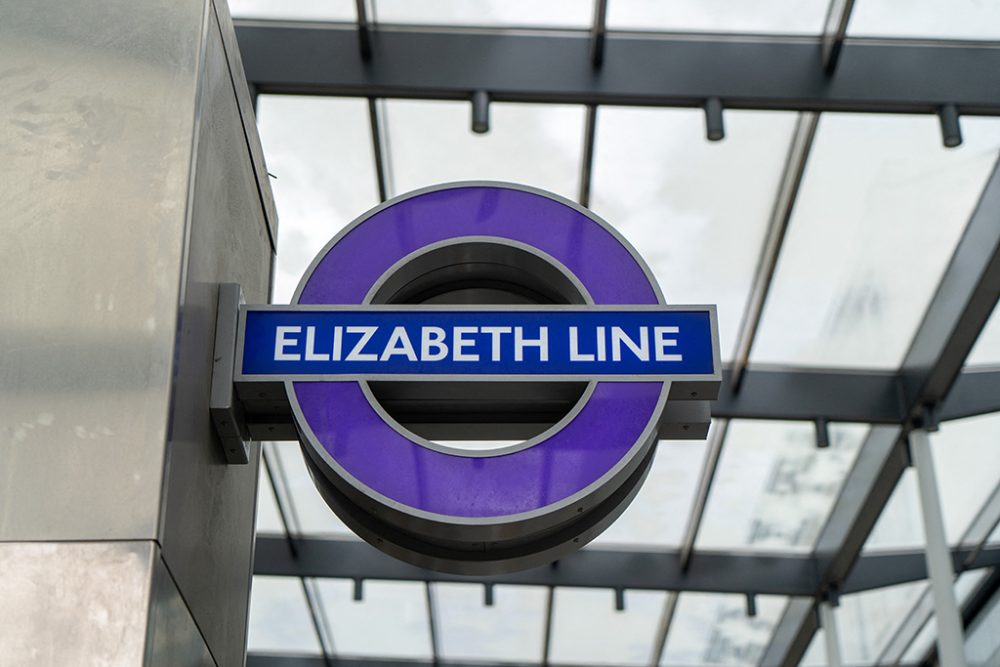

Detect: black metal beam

[247,657,916,667]
[758,599,817,667]
[813,427,910,586]
[843,543,1000,594]
[940,368,1000,421]
[759,425,908,667]
[255,535,819,596]
[236,368,999,445]
[820,0,856,73]
[899,159,1000,426]
[235,22,1000,115]
[714,367,904,423]
[254,536,1000,598]
[248,658,541,667]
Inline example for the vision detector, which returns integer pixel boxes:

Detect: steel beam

[813,426,909,585]
[842,544,1000,594]
[911,429,967,666]
[253,536,1000,597]
[247,659,541,667]
[255,536,819,596]
[758,425,908,667]
[247,658,923,667]
[899,159,1000,425]
[820,0,856,73]
[713,368,904,423]
[232,368,916,444]
[235,22,1000,115]
[940,369,1000,421]
[758,599,817,667]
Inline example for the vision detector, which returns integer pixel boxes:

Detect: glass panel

[867,413,1000,550]
[607,0,829,34]
[384,100,585,202]
[661,593,787,665]
[848,0,1000,40]
[902,617,936,665]
[967,302,1000,366]
[550,588,665,665]
[753,114,1000,369]
[272,441,353,536]
[865,467,923,551]
[255,463,285,534]
[247,576,322,654]
[835,580,927,664]
[930,413,1000,545]
[799,628,827,666]
[433,583,547,662]
[256,95,380,304]
[591,438,709,547]
[901,569,990,663]
[316,579,432,659]
[374,0,594,28]
[590,108,798,360]
[696,421,867,551]
[967,576,1000,667]
[229,0,355,21]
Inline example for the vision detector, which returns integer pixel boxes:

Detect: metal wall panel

[146,547,215,667]
[0,541,156,664]
[156,4,274,665]
[0,0,205,540]
[1,0,274,663]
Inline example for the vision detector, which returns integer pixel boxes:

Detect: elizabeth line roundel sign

[234,182,720,574]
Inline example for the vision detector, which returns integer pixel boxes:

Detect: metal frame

[254,536,1000,597]
[234,4,1000,665]
[246,657,919,667]
[235,23,1000,116]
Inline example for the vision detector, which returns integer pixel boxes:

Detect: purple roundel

[290,183,666,521]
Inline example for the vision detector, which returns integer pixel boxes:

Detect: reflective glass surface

[836,581,927,664]
[866,413,1000,550]
[607,0,829,34]
[316,579,432,659]
[899,570,989,664]
[255,462,284,534]
[661,593,787,665]
[433,583,547,662]
[374,0,594,27]
[229,0,355,21]
[966,579,1000,667]
[242,4,1000,661]
[256,95,380,304]
[551,588,665,665]
[968,302,1000,366]
[591,439,707,547]
[697,421,867,551]
[590,108,798,360]
[384,100,585,202]
[753,114,1000,369]
[848,0,1000,40]
[247,576,322,654]
[269,441,352,536]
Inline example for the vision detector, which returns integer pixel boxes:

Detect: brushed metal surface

[146,547,216,667]
[0,541,155,665]
[156,6,273,666]
[0,0,205,539]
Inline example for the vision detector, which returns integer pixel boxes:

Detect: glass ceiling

[239,1,1000,665]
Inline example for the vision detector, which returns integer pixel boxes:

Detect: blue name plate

[238,306,718,381]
